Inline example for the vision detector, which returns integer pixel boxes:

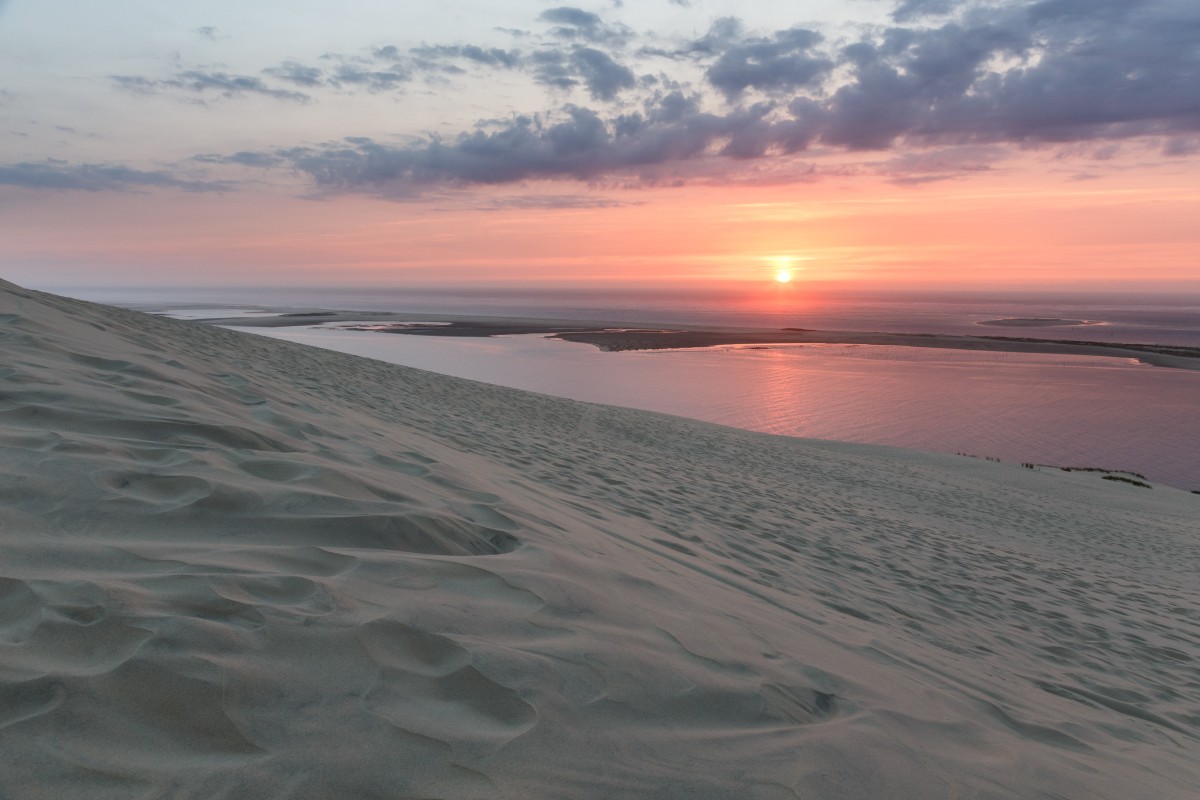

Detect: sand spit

[977,317,1097,328]
[2,279,1198,799]
[555,329,1200,370]
[215,312,1200,371]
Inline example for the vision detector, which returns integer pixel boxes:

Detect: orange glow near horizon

[5,149,1200,292]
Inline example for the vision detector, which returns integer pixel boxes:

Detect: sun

[770,255,796,284]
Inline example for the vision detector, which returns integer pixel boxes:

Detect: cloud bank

[14,0,1200,195]
[252,0,1199,194]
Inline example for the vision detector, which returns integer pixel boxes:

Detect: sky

[1,0,1198,291]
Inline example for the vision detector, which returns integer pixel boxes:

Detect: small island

[978,317,1099,327]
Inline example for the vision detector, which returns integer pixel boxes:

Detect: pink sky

[9,150,1197,291]
[2,1,1198,292]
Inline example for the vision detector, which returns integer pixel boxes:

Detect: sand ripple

[1,279,1198,798]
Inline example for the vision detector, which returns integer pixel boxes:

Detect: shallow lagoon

[241,322,1200,490]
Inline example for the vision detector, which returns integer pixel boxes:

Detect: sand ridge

[1,279,1198,798]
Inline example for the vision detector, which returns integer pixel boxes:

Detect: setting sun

[771,255,796,283]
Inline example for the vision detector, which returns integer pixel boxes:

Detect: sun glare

[770,255,796,284]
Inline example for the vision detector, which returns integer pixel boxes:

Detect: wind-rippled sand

[1,279,1197,799]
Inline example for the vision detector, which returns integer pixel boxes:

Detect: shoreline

[207,310,1200,371]
[5,280,1200,798]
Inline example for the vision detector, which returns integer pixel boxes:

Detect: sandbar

[212,311,1200,370]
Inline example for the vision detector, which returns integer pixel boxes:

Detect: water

[246,322,1200,490]
[69,285,1200,347]
[58,286,1200,489]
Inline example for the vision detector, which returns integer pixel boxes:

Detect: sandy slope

[1,279,1197,799]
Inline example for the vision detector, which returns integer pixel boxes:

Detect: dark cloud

[934,4,1197,145]
[790,1,1200,150]
[891,0,957,23]
[0,161,231,192]
[531,47,635,100]
[372,45,402,61]
[706,27,832,99]
[193,26,218,40]
[111,71,311,102]
[569,48,636,100]
[263,92,812,196]
[812,21,1028,149]
[539,6,632,46]
[531,50,579,91]
[540,7,602,34]
[642,17,743,60]
[260,0,1200,196]
[81,1,1200,197]
[234,0,1200,198]
[460,45,522,68]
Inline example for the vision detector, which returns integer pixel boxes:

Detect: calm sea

[61,286,1200,489]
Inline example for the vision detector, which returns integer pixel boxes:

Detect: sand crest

[1,279,1198,798]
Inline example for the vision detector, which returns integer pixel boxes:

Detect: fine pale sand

[2,279,1198,799]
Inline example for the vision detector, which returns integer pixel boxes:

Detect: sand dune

[1,278,1198,798]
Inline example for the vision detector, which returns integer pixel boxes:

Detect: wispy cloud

[0,161,232,192]
[264,61,324,88]
[460,193,637,211]
[410,44,522,69]
[112,71,311,103]
[193,151,283,168]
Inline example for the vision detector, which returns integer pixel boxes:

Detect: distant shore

[209,310,1200,371]
[976,317,1098,328]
